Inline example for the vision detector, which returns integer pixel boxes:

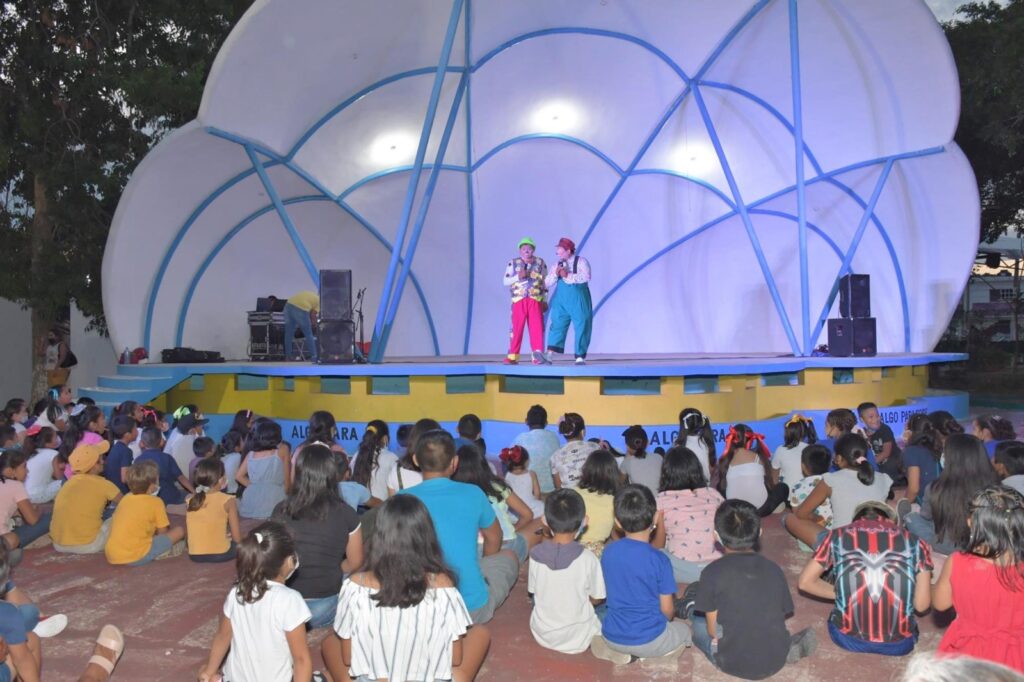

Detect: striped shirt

[335,579,471,681]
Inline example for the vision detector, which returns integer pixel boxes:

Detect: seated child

[787,444,834,548]
[186,459,242,563]
[105,460,186,566]
[994,442,1024,497]
[688,499,816,678]
[499,446,544,519]
[334,450,371,511]
[22,426,63,504]
[859,402,903,484]
[0,450,51,555]
[103,416,137,495]
[0,545,41,681]
[217,431,244,496]
[592,484,691,664]
[932,485,1024,673]
[575,449,620,558]
[529,488,605,654]
[188,436,216,483]
[798,500,931,656]
[654,446,724,583]
[199,522,313,682]
[401,429,518,625]
[328,495,489,682]
[52,443,123,554]
[771,414,815,486]
[135,427,194,507]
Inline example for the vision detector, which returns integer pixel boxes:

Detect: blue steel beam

[462,0,476,353]
[371,0,466,362]
[376,73,469,355]
[789,0,811,354]
[576,0,772,253]
[809,160,895,347]
[693,84,801,355]
[245,145,319,285]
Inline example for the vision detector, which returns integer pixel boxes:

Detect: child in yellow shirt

[105,460,186,566]
[51,442,122,554]
[187,459,242,563]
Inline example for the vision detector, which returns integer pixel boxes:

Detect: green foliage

[0,0,251,328]
[946,0,1024,242]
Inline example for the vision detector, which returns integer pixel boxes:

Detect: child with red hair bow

[500,446,544,518]
[714,424,789,517]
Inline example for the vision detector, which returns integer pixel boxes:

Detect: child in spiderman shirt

[797,500,933,656]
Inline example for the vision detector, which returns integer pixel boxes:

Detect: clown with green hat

[502,236,549,364]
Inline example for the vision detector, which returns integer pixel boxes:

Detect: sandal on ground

[88,624,125,676]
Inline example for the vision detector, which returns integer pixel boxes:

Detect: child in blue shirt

[104,416,137,495]
[134,427,194,507]
[334,451,370,510]
[592,484,691,664]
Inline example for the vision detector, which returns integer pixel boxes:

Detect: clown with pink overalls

[502,237,549,365]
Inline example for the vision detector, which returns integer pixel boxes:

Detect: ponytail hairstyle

[928,410,964,449]
[138,406,165,431]
[0,449,28,483]
[113,401,139,420]
[499,445,529,473]
[783,414,818,448]
[825,408,857,436]
[716,424,772,496]
[975,414,1017,443]
[302,411,339,447]
[365,494,457,608]
[834,433,875,485]
[678,407,716,470]
[59,405,103,460]
[216,430,244,459]
[188,458,226,513]
[234,521,296,605]
[622,425,649,459]
[906,413,941,459]
[22,427,57,460]
[964,485,1024,591]
[558,413,586,441]
[2,400,26,424]
[352,419,390,487]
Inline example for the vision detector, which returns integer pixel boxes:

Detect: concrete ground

[20,407,1015,680]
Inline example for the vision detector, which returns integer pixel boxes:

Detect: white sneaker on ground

[34,613,68,638]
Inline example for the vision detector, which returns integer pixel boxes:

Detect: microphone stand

[354,287,368,364]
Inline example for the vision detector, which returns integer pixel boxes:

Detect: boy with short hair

[788,444,834,531]
[858,402,904,484]
[188,436,216,482]
[105,460,186,566]
[688,499,815,678]
[135,427,194,507]
[593,484,691,664]
[103,416,136,494]
[993,442,1024,496]
[52,443,123,554]
[528,488,605,654]
[400,429,518,624]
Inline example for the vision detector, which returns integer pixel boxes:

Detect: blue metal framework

[145,2,949,358]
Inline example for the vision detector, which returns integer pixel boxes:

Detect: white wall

[0,298,116,402]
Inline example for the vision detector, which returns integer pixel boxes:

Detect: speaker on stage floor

[839,274,870,318]
[320,269,352,321]
[318,319,354,364]
[828,317,877,357]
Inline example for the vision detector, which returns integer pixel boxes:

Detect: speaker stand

[353,287,368,364]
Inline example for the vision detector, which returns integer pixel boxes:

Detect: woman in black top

[272,443,363,630]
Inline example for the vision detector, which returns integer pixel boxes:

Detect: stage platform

[81,352,968,453]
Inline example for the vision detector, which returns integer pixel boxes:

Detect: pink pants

[508,298,544,359]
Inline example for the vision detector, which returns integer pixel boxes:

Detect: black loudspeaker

[318,319,354,364]
[320,270,352,321]
[839,274,870,318]
[828,317,877,357]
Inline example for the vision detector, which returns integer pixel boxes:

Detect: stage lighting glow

[667,141,718,178]
[530,101,581,134]
[368,131,418,165]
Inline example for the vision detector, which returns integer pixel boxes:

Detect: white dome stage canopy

[103,0,979,362]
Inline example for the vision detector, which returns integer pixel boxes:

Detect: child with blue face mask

[104,459,186,566]
[528,488,606,655]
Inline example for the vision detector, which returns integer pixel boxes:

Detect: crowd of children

[1,387,1024,680]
